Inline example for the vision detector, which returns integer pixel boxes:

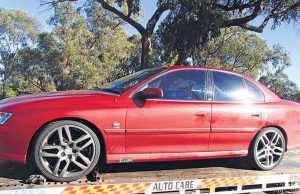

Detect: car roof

[165,65,245,77]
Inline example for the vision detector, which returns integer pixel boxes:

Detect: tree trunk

[175,44,194,66]
[175,54,187,65]
[175,50,193,65]
[140,34,152,70]
[2,75,7,99]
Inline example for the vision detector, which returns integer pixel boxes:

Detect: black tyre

[247,127,285,170]
[33,120,100,182]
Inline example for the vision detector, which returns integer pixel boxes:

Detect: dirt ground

[0,150,300,187]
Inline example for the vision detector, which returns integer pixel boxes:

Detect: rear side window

[245,79,265,102]
[212,71,247,102]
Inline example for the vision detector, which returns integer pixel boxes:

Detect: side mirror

[141,87,163,99]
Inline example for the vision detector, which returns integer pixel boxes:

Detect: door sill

[107,150,248,163]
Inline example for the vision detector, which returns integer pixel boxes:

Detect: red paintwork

[126,100,211,153]
[0,66,299,164]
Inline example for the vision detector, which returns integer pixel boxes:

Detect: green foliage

[191,27,298,102]
[1,1,300,103]
[0,3,140,95]
[115,0,141,17]
[83,0,141,81]
[259,70,300,102]
[5,87,17,97]
[48,2,101,90]
[0,4,134,97]
[0,8,40,50]
[192,27,291,78]
[158,0,224,63]
[0,8,40,98]
[42,0,300,69]
[12,47,52,94]
[156,0,300,64]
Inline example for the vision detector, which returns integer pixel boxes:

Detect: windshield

[99,67,167,94]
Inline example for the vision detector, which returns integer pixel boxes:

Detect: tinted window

[146,70,207,101]
[245,79,265,102]
[213,71,247,102]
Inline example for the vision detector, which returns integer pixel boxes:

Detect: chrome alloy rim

[39,125,96,177]
[255,130,284,168]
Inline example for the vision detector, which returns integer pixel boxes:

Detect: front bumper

[0,124,32,163]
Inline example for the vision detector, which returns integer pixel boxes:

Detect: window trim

[207,70,214,101]
[130,68,209,102]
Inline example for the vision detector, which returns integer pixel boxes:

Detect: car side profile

[0,66,299,182]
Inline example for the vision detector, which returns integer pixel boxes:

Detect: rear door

[125,69,211,153]
[209,70,267,152]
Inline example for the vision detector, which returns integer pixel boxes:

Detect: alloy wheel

[38,124,97,178]
[255,129,284,169]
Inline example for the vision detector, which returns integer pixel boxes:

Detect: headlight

[0,112,12,124]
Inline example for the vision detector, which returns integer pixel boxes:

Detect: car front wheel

[33,120,101,182]
[248,127,286,170]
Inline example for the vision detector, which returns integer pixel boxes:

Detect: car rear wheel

[248,127,285,170]
[33,120,100,182]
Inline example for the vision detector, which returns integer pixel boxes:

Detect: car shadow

[98,157,250,173]
[0,160,34,183]
[0,157,249,184]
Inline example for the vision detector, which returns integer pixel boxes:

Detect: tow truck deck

[1,151,300,193]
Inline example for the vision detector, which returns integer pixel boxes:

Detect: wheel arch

[249,125,288,152]
[26,117,107,165]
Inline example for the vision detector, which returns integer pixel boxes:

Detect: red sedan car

[0,66,299,181]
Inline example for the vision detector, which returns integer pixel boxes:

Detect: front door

[125,69,211,153]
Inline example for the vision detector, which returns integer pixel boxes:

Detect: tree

[48,2,101,90]
[259,69,300,102]
[12,2,140,93]
[191,27,290,78]
[84,0,141,82]
[11,46,56,95]
[0,8,40,98]
[189,27,298,102]
[42,0,168,69]
[42,0,300,68]
[295,92,300,102]
[158,0,300,65]
[10,32,60,95]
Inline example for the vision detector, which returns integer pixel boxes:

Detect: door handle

[195,112,208,117]
[251,112,262,117]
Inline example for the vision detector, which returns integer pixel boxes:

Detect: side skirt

[106,150,248,164]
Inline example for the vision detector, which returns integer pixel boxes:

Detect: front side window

[144,69,207,101]
[212,71,247,102]
[245,79,265,102]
